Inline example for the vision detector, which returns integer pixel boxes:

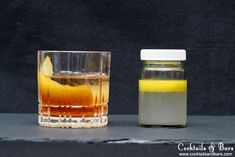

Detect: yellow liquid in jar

[139,80,187,92]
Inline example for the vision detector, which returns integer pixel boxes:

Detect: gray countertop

[0,114,234,144]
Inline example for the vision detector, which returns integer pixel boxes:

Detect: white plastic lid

[140,49,186,61]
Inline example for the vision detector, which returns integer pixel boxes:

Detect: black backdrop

[0,0,235,114]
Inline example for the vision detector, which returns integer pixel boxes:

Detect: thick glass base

[38,115,108,128]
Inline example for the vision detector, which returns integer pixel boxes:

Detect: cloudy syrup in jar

[139,49,187,127]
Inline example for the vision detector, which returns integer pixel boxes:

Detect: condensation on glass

[37,51,111,128]
[139,49,187,127]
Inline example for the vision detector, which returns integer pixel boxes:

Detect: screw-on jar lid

[140,49,186,61]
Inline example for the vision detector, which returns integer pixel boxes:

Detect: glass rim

[38,50,111,54]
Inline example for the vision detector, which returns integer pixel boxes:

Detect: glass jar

[139,49,187,127]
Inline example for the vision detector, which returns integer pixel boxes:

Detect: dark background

[0,0,234,115]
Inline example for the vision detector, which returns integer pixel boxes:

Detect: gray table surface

[0,114,234,144]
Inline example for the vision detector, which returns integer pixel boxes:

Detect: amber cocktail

[38,51,111,128]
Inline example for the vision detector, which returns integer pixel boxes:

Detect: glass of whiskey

[37,51,111,128]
